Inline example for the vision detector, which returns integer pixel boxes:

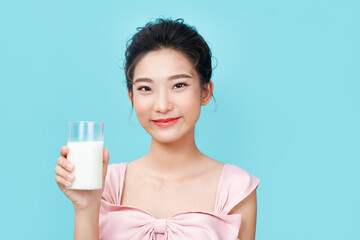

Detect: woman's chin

[146,125,195,145]
[151,135,183,145]
[149,130,192,145]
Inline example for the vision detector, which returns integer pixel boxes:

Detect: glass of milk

[66,121,104,190]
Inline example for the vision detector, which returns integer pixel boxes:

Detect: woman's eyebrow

[134,78,152,84]
[168,74,193,81]
[134,74,192,84]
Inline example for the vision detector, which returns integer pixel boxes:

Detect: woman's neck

[143,131,204,179]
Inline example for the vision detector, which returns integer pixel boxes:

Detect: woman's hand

[54,146,110,212]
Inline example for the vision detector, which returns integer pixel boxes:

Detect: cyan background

[0,0,359,239]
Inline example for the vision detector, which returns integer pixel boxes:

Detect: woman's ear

[201,81,214,106]
[127,89,133,105]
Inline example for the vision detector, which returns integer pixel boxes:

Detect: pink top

[100,163,260,240]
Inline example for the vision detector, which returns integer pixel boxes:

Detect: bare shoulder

[199,154,224,173]
[126,156,147,173]
[122,157,149,185]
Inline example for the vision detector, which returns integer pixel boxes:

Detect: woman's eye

[173,83,188,89]
[137,86,151,91]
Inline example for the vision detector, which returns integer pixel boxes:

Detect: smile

[152,117,181,127]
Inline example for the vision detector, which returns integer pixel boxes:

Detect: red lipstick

[152,117,181,127]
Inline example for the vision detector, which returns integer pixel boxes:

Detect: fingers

[57,155,74,172]
[103,148,109,164]
[55,174,73,188]
[60,146,69,157]
[55,154,75,188]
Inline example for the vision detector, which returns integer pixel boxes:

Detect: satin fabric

[100,163,260,240]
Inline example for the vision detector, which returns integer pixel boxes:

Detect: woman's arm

[73,203,100,240]
[229,190,258,240]
[55,147,110,240]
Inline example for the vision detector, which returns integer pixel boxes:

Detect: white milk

[66,141,103,190]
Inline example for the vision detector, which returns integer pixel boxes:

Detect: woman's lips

[152,117,181,127]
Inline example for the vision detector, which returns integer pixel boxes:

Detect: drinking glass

[67,121,104,190]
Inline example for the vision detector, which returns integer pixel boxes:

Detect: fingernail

[67,163,73,171]
[66,180,72,187]
[67,174,74,181]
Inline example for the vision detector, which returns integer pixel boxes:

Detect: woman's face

[129,48,212,144]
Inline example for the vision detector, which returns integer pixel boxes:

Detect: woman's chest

[120,170,220,219]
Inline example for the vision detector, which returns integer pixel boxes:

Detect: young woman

[55,18,260,240]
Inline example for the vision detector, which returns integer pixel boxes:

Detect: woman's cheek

[134,97,153,122]
[181,99,201,122]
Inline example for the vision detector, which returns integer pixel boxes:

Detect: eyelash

[137,86,151,91]
[173,82,188,89]
[136,82,188,92]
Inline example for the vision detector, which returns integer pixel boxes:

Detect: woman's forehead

[133,49,198,80]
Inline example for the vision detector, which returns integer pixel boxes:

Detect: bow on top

[100,202,242,240]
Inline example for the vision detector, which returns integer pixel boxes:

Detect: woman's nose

[154,90,173,113]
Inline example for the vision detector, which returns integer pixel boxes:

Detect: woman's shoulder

[201,156,258,181]
[199,154,224,171]
[221,163,260,191]
[200,156,260,190]
[223,163,258,178]
[216,163,260,214]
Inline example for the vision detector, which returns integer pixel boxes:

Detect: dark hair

[125,18,213,92]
